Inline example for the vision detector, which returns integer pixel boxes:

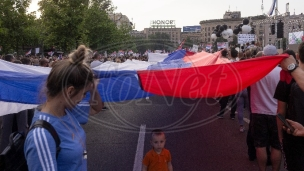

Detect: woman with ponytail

[24,45,103,171]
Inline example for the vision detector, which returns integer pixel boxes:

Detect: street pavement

[84,96,287,171]
[0,95,287,171]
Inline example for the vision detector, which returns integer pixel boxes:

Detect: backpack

[0,120,61,171]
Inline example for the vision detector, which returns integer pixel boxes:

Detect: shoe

[230,117,235,120]
[240,126,245,132]
[102,106,108,111]
[217,114,224,119]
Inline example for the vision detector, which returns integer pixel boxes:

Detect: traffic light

[271,23,275,35]
[277,20,284,38]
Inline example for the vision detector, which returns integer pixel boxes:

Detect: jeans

[236,89,250,126]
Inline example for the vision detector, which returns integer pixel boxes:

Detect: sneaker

[102,106,108,111]
[217,114,224,119]
[240,126,245,132]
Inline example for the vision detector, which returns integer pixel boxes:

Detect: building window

[208,38,210,42]
[229,26,231,28]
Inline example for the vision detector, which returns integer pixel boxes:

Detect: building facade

[255,13,304,47]
[108,13,133,28]
[200,11,266,46]
[180,32,203,44]
[130,30,146,38]
[143,20,181,43]
[200,10,304,48]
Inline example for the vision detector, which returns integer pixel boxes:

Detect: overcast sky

[29,0,303,30]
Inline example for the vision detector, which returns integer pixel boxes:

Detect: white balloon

[227,29,233,36]
[211,34,217,40]
[242,25,251,34]
[221,31,229,39]
[222,34,229,39]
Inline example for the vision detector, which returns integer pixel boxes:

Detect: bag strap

[29,120,61,157]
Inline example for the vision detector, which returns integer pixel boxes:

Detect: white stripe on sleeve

[37,128,51,171]
[41,126,56,171]
[33,128,47,171]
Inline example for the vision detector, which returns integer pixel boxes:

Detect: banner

[35,48,40,54]
[288,31,304,44]
[192,45,199,52]
[238,34,255,44]
[217,42,228,49]
[206,44,212,50]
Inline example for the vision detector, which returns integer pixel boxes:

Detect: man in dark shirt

[274,43,304,171]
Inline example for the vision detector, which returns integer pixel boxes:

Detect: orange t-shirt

[142,148,171,171]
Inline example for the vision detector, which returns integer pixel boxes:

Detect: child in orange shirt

[142,129,173,171]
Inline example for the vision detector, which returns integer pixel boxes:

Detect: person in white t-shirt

[90,53,103,68]
[250,45,281,171]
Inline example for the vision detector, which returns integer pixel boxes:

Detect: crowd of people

[216,42,304,171]
[0,42,304,171]
[0,52,149,68]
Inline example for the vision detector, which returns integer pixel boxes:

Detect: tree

[148,32,174,51]
[83,4,117,51]
[0,0,35,54]
[184,37,193,48]
[38,0,89,52]
[132,36,150,54]
[90,0,115,12]
[38,0,132,53]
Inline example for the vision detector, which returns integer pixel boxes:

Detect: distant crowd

[0,53,149,68]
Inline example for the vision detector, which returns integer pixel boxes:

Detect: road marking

[133,124,146,171]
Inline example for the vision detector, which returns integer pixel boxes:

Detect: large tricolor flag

[0,50,287,116]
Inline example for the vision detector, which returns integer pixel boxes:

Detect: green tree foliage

[184,37,201,49]
[38,0,89,52]
[132,36,151,54]
[0,0,133,54]
[184,37,192,48]
[0,0,38,54]
[83,4,117,51]
[148,32,174,51]
[90,0,115,12]
[38,0,132,52]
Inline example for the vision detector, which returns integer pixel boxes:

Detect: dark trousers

[230,95,237,118]
[218,95,237,117]
[247,113,271,161]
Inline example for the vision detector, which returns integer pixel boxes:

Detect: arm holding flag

[280,55,304,91]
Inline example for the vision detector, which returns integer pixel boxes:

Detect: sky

[29,0,304,31]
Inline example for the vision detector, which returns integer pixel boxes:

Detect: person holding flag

[25,49,31,56]
[48,51,54,57]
